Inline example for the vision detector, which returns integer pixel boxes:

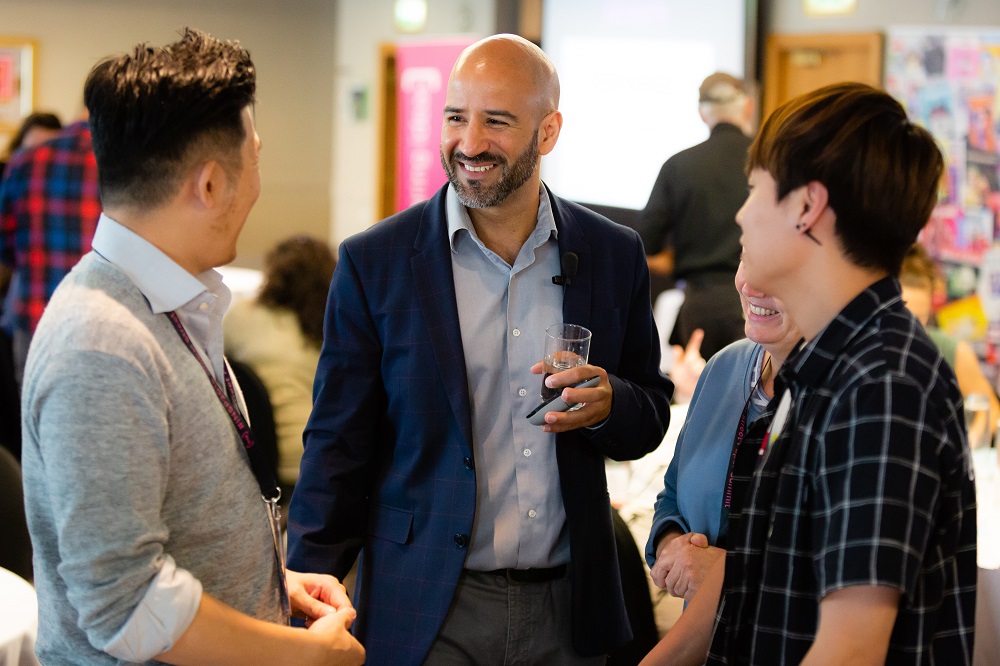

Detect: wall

[0,0,337,268]
[330,0,496,245]
[766,0,1000,34]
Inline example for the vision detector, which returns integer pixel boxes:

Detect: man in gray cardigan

[20,28,364,665]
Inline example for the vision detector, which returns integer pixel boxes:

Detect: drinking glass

[965,392,992,450]
[541,323,592,401]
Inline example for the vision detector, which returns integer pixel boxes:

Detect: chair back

[0,446,32,581]
[227,358,280,483]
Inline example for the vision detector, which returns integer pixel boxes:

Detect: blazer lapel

[411,187,474,449]
[550,191,592,329]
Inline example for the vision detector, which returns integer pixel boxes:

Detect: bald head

[451,34,560,119]
[440,34,564,211]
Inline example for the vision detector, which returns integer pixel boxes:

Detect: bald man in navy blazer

[287,34,673,665]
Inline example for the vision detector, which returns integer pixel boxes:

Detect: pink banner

[0,56,14,101]
[394,39,473,212]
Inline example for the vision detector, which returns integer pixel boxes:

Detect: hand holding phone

[525,376,601,426]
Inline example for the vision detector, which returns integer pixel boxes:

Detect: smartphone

[525,375,601,426]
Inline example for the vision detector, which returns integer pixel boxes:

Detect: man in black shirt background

[637,72,753,359]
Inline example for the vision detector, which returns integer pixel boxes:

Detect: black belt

[471,564,567,584]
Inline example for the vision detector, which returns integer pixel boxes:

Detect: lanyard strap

[723,398,753,511]
[165,311,281,501]
[723,354,770,510]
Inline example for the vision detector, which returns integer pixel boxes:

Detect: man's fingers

[335,605,357,629]
[686,328,705,357]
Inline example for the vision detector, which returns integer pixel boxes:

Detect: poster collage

[885,27,1000,342]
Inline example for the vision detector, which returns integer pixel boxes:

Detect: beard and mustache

[439,129,539,209]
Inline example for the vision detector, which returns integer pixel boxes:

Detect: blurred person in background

[0,112,62,459]
[637,72,754,359]
[899,241,999,442]
[0,106,99,385]
[0,112,62,176]
[225,235,336,490]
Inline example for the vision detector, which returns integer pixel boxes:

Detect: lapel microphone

[552,252,578,286]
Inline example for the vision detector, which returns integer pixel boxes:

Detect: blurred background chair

[607,507,659,666]
[0,445,32,582]
[228,358,279,491]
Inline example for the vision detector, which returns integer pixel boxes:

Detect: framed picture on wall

[0,38,36,132]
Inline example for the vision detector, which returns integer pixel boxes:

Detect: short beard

[440,129,539,208]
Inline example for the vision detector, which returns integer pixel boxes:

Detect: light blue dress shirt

[446,185,571,570]
[92,213,232,384]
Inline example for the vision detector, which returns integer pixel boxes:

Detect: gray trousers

[423,569,607,665]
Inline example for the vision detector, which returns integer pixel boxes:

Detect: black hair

[84,27,256,209]
[3,112,62,159]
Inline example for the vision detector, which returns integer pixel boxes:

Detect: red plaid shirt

[0,121,101,334]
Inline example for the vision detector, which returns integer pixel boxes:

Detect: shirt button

[463,456,474,470]
[198,302,209,311]
[518,388,527,397]
[523,448,531,457]
[454,533,468,548]
[512,328,521,337]
[528,509,537,518]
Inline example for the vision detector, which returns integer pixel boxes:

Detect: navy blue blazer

[287,184,673,664]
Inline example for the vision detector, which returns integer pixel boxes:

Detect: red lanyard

[165,311,280,501]
[723,354,770,509]
[723,398,753,510]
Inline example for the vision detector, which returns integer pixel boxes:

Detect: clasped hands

[286,570,364,661]
[650,532,725,602]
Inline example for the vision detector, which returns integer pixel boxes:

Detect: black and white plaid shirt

[707,277,978,665]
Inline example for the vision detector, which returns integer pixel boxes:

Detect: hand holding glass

[541,323,592,401]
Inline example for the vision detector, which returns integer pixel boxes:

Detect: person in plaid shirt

[0,117,101,381]
[642,83,977,665]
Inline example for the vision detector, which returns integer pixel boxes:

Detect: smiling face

[439,37,560,210]
[735,260,801,359]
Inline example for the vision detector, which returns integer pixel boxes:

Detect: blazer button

[454,533,468,548]
[463,456,474,470]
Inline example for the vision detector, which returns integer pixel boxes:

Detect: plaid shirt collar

[780,276,902,394]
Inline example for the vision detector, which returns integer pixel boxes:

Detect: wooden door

[377,44,398,221]
[763,32,883,119]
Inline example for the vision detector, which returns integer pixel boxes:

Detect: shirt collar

[780,276,903,391]
[445,182,558,253]
[91,213,230,314]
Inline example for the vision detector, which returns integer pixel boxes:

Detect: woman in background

[0,112,62,176]
[225,235,336,489]
[899,241,999,442]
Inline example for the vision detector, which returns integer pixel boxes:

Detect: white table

[217,265,263,304]
[609,403,689,635]
[0,567,40,666]
[973,448,1000,665]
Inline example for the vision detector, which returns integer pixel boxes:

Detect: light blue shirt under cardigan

[446,184,570,570]
[645,338,766,566]
[93,213,232,386]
